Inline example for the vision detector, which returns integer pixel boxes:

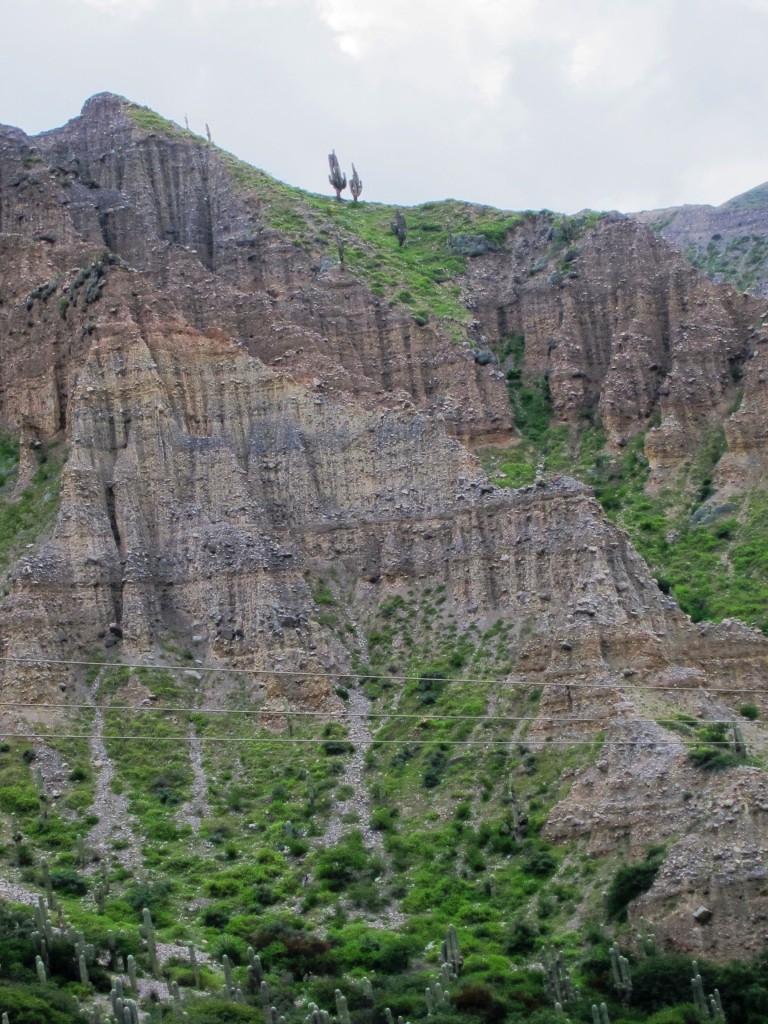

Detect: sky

[2,0,768,213]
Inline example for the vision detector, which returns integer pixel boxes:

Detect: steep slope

[2,96,768,1020]
[633,182,768,297]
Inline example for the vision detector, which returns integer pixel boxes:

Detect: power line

[1,655,766,694]
[0,701,755,729]
[0,732,746,750]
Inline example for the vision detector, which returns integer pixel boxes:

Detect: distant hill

[632,181,768,296]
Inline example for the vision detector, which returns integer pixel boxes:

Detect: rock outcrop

[2,95,768,960]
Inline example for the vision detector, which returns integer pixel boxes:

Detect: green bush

[605,849,664,920]
[0,983,82,1023]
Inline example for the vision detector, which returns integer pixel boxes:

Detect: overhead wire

[0,655,766,694]
[0,731,743,749]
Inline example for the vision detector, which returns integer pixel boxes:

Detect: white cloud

[76,0,159,15]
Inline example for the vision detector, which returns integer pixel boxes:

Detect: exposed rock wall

[3,95,768,961]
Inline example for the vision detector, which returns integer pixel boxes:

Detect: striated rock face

[460,212,765,480]
[632,182,768,299]
[3,95,768,960]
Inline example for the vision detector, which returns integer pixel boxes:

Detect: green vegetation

[217,147,543,332]
[126,103,199,139]
[685,233,768,293]
[605,848,665,921]
[0,436,63,581]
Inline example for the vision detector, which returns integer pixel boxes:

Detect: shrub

[606,849,664,921]
[740,704,760,721]
[0,982,82,1023]
[49,869,88,895]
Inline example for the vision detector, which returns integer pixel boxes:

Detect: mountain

[2,94,768,1022]
[632,182,768,297]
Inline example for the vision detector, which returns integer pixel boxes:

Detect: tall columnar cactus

[335,990,351,1024]
[731,722,747,757]
[328,151,347,199]
[35,895,54,946]
[609,943,632,1003]
[36,953,47,984]
[543,947,576,1008]
[260,979,272,1008]
[440,924,463,978]
[140,908,159,975]
[40,859,53,908]
[222,953,235,997]
[188,942,201,988]
[171,980,184,1019]
[247,946,263,988]
[592,1003,611,1023]
[350,164,362,202]
[78,952,90,986]
[692,964,726,1021]
[692,965,707,1016]
[127,953,138,993]
[710,990,725,1021]
[391,210,407,247]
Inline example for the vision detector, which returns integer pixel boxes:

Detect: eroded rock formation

[2,95,768,959]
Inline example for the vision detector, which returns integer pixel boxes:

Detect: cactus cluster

[609,942,632,1004]
[636,917,657,957]
[692,961,726,1020]
[543,946,577,1009]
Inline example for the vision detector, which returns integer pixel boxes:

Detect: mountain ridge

[2,94,768,1022]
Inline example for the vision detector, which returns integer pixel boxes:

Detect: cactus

[79,952,90,985]
[187,941,201,988]
[637,917,657,957]
[35,896,54,947]
[3,1011,10,1024]
[350,164,362,202]
[40,858,53,907]
[592,1004,610,1024]
[360,977,373,1003]
[440,924,463,978]
[335,990,351,1024]
[75,833,87,867]
[385,1009,394,1024]
[609,943,632,1003]
[391,211,407,248]
[710,988,725,1021]
[260,979,272,1007]
[171,980,184,1018]
[731,722,747,757]
[127,953,138,992]
[505,778,529,838]
[248,946,263,988]
[222,953,235,996]
[140,908,159,975]
[692,963,707,1015]
[328,151,347,199]
[36,953,47,984]
[543,947,576,1008]
[692,965,726,1020]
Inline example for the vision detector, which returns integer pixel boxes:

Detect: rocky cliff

[632,182,768,298]
[2,94,768,966]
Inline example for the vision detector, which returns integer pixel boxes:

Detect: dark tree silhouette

[328,150,347,199]
[350,163,362,202]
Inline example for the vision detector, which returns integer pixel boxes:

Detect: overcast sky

[2,0,767,213]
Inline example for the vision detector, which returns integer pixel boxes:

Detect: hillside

[632,182,768,297]
[2,94,768,1023]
